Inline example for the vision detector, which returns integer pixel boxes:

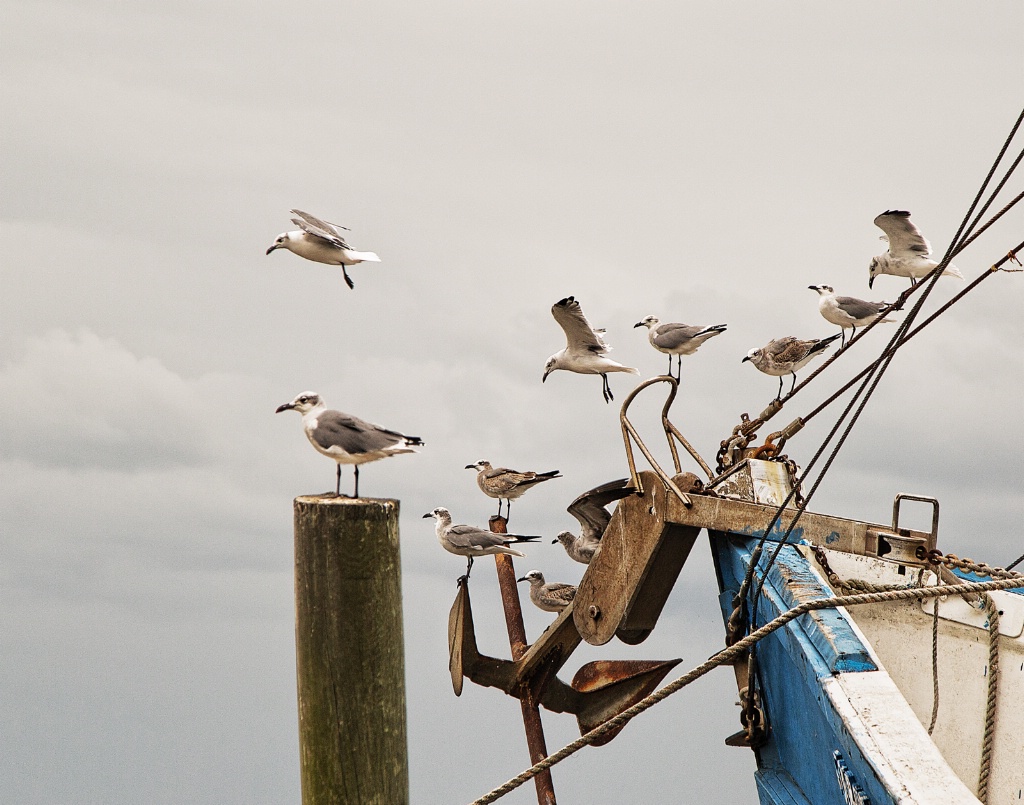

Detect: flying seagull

[465,460,561,519]
[517,570,577,613]
[634,316,727,380]
[543,296,639,403]
[808,285,895,346]
[423,507,542,582]
[276,391,422,497]
[552,478,634,564]
[742,334,841,399]
[869,210,963,289]
[266,209,380,289]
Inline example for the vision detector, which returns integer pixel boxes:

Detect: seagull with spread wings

[868,210,962,289]
[266,209,380,289]
[542,296,639,403]
[552,478,634,564]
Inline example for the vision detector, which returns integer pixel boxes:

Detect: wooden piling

[293,496,408,805]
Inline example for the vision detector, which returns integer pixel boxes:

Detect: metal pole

[293,496,409,805]
[490,515,557,805]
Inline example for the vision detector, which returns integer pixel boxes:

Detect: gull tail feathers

[348,250,381,262]
[942,264,963,280]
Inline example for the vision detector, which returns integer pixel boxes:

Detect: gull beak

[266,243,280,255]
[516,576,527,583]
[542,370,550,383]
[550,538,558,544]
[868,276,875,289]
[422,512,434,518]
[807,285,818,291]
[464,464,476,470]
[633,321,644,328]
[741,356,750,363]
[275,402,295,413]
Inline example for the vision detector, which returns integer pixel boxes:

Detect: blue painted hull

[711,533,886,805]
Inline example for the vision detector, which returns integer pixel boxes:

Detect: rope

[468,574,1024,805]
[928,598,940,736]
[977,595,1000,803]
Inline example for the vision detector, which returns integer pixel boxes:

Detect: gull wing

[835,296,886,320]
[551,296,609,354]
[312,410,411,455]
[446,524,510,551]
[290,209,352,249]
[567,478,633,538]
[651,323,707,350]
[769,337,811,364]
[873,210,932,258]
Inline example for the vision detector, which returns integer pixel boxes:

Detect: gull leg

[602,373,614,403]
[353,465,361,497]
[336,464,342,497]
[839,329,846,348]
[775,376,784,400]
[457,556,474,585]
[341,266,355,290]
[790,373,798,394]
[667,355,673,377]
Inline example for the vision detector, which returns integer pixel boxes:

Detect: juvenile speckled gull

[634,316,727,380]
[543,296,639,403]
[516,570,577,613]
[424,507,541,581]
[808,285,895,346]
[276,391,421,497]
[742,334,841,399]
[266,209,380,289]
[869,210,963,289]
[465,460,561,519]
[552,478,634,564]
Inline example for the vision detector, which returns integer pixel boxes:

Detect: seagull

[543,296,639,403]
[742,334,841,399]
[869,210,963,289]
[517,570,577,613]
[808,285,895,346]
[552,478,633,564]
[276,391,422,497]
[423,507,542,582]
[464,460,561,519]
[266,209,381,289]
[634,316,727,380]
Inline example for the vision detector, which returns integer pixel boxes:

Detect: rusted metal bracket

[619,376,715,504]
[447,581,680,744]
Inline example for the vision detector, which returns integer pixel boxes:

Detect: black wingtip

[555,295,575,307]
[879,209,911,217]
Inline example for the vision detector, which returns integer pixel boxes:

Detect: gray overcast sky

[2,2,1023,803]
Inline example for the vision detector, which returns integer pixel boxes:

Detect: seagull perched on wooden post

[517,570,577,613]
[266,209,380,289]
[869,210,962,289]
[808,286,895,346]
[464,460,561,519]
[276,391,421,497]
[742,334,841,399]
[634,316,727,380]
[543,296,639,403]
[552,478,634,564]
[424,507,541,582]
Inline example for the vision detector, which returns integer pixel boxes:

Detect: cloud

[0,329,220,470]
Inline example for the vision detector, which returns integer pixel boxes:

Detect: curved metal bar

[618,375,713,506]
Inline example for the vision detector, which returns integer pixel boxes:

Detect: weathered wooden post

[293,496,409,805]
